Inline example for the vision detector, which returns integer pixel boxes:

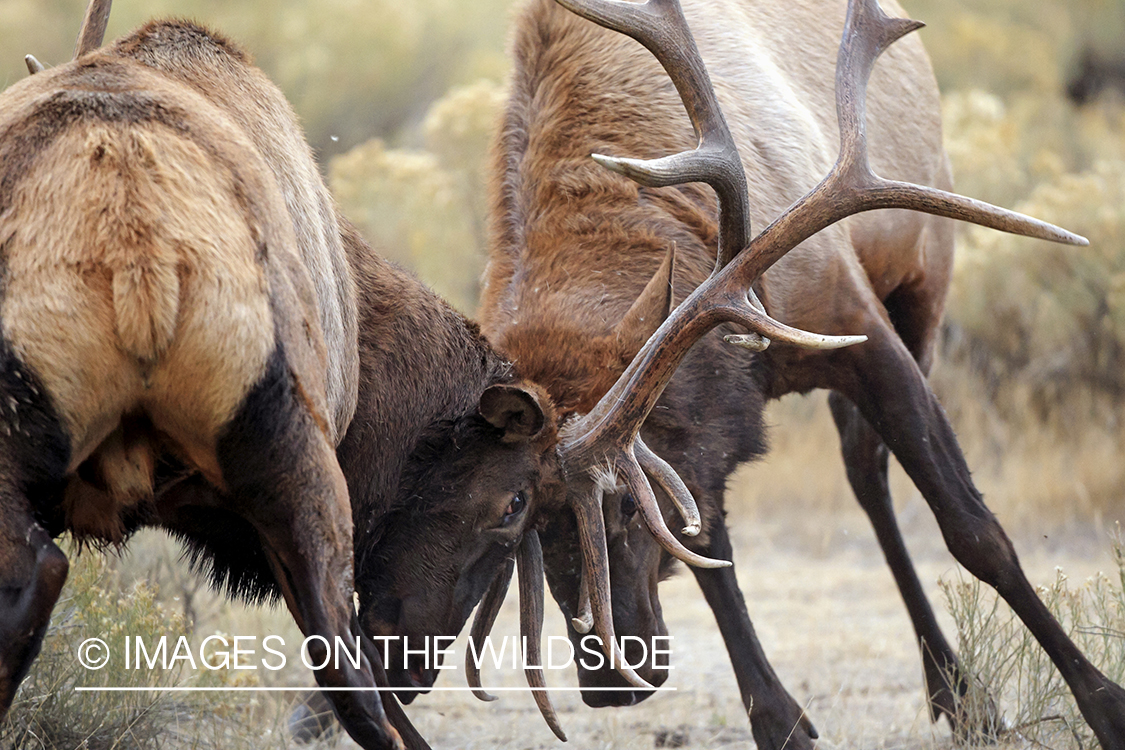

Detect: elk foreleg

[689,519,818,750]
[0,514,68,717]
[215,358,404,750]
[0,356,71,719]
[828,390,1001,740]
[837,324,1125,749]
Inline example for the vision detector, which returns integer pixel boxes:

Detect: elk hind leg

[689,517,818,750]
[828,390,1001,740]
[840,325,1125,749]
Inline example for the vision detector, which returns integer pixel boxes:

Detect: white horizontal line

[75,686,676,693]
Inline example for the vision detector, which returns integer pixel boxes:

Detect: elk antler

[517,531,567,741]
[466,557,514,702]
[466,541,567,741]
[74,0,113,58]
[26,0,112,77]
[553,0,1087,689]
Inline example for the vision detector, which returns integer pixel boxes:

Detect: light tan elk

[3,6,585,749]
[478,0,1125,747]
[0,2,406,745]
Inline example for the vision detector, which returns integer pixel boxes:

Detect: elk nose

[407,660,435,691]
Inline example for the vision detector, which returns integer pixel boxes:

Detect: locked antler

[553,0,1086,691]
[464,536,566,740]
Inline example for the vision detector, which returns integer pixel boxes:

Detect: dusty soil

[363,498,1117,750]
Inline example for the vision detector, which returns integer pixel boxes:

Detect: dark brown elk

[478,0,1125,747]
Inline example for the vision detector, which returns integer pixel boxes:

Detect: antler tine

[724,0,1086,290]
[619,450,727,566]
[635,435,700,536]
[466,556,515,702]
[833,0,925,180]
[517,531,567,741]
[572,568,594,634]
[24,55,45,75]
[74,0,112,59]
[558,0,749,271]
[572,490,657,690]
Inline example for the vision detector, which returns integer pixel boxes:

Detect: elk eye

[620,493,638,518]
[502,492,527,525]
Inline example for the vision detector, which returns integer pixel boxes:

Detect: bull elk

[0,4,569,749]
[475,0,1125,747]
[0,4,407,745]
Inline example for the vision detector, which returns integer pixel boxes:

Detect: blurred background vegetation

[4,0,1123,405]
[2,0,1124,745]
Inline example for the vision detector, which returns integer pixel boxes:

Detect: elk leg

[0,513,68,717]
[828,390,1001,739]
[837,324,1125,748]
[0,347,72,718]
[215,359,403,750]
[689,518,818,750]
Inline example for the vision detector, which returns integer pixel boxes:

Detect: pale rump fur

[0,21,403,748]
[0,67,289,536]
[112,22,359,440]
[0,23,358,543]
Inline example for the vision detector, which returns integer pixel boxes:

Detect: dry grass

[0,537,327,750]
[938,532,1125,749]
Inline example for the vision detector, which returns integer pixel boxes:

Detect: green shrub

[946,155,1125,418]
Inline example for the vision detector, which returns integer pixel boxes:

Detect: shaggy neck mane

[485,0,723,344]
[337,221,511,537]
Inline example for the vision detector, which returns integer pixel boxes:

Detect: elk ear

[614,246,676,353]
[480,384,546,442]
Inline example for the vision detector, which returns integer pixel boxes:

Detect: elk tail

[111,246,181,364]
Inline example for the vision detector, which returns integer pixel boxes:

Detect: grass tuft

[0,540,315,750]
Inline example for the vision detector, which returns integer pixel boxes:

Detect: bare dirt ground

[350,501,1116,750]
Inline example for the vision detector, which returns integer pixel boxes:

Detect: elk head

[353,379,561,696]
